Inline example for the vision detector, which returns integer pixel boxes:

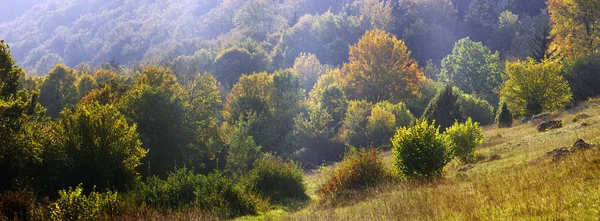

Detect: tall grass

[280,103,600,220]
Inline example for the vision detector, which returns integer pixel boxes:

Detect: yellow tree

[339,29,425,103]
[548,0,600,58]
[500,58,572,116]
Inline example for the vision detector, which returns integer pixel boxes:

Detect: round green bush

[392,120,451,179]
[445,118,484,163]
[241,154,308,203]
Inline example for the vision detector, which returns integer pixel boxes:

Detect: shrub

[496,102,513,128]
[392,120,451,179]
[50,185,120,221]
[458,93,494,125]
[0,189,36,221]
[240,154,308,203]
[319,148,391,200]
[445,118,484,163]
[135,168,256,218]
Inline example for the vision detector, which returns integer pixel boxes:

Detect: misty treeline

[2,0,600,219]
[1,0,548,76]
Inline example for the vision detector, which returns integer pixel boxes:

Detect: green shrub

[392,120,451,179]
[319,148,391,200]
[458,93,494,125]
[366,104,396,148]
[135,168,256,218]
[50,185,120,221]
[241,154,308,203]
[445,118,484,163]
[496,102,513,128]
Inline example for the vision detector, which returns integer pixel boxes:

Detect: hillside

[258,102,600,220]
[2,0,600,220]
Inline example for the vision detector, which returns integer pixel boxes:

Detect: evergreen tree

[421,84,463,132]
[496,102,513,128]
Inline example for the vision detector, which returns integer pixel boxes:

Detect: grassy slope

[242,102,600,220]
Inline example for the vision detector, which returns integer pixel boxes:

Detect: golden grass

[256,103,600,220]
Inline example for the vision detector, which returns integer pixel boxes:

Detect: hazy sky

[0,0,46,22]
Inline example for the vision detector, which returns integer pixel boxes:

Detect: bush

[240,154,308,203]
[339,100,373,148]
[458,93,494,125]
[50,185,120,221]
[135,168,256,218]
[496,102,513,128]
[319,148,391,200]
[445,118,484,163]
[392,120,451,179]
[0,189,36,221]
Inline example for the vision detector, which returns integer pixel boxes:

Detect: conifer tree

[421,84,463,132]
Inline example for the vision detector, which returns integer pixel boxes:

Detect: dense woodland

[1,0,600,220]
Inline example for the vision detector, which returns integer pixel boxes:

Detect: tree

[440,37,502,104]
[118,85,196,178]
[392,120,451,179]
[185,73,223,167]
[213,43,269,88]
[458,93,495,125]
[77,74,97,98]
[0,40,22,98]
[224,116,262,181]
[318,85,348,132]
[39,64,79,118]
[548,0,600,58]
[50,102,147,191]
[340,100,373,148]
[137,66,182,96]
[422,84,463,132]
[340,29,425,103]
[499,58,572,116]
[496,102,513,128]
[562,53,600,101]
[293,53,328,93]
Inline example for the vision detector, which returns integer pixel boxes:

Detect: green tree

[213,42,269,88]
[224,116,262,181]
[185,73,223,168]
[118,85,195,178]
[39,64,79,118]
[318,85,348,132]
[340,29,425,103]
[499,58,572,116]
[340,100,373,148]
[440,37,502,104]
[51,102,147,191]
[458,93,495,125]
[496,101,513,128]
[77,74,97,98]
[562,53,600,101]
[422,84,464,132]
[0,40,22,98]
[392,120,451,179]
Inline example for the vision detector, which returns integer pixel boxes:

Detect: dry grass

[255,103,600,220]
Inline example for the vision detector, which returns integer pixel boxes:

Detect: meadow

[240,102,600,220]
